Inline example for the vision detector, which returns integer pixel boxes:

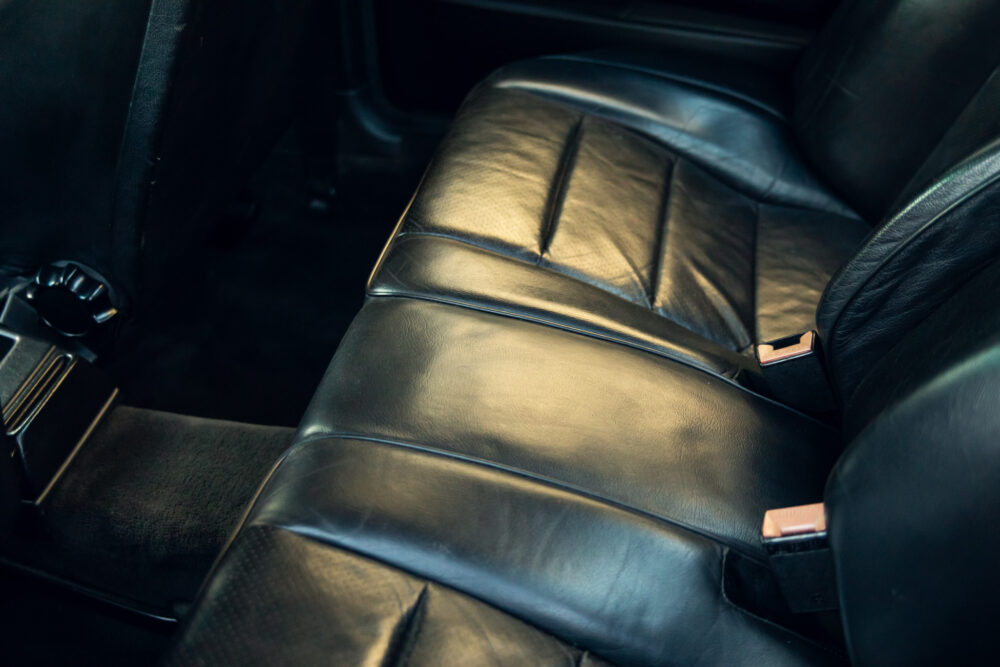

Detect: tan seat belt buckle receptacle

[754,331,835,413]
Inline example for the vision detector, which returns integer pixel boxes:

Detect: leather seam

[368,288,741,378]
[364,289,834,423]
[491,84,859,220]
[282,431,777,562]
[394,228,538,264]
[251,526,606,665]
[386,584,429,666]
[539,115,584,258]
[646,155,675,310]
[367,170,433,292]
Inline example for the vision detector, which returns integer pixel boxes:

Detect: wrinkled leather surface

[168,298,845,665]
[168,525,615,666]
[828,340,1000,665]
[300,298,839,556]
[794,0,1000,219]
[171,10,1000,664]
[817,140,1000,402]
[203,438,837,666]
[489,57,855,216]
[370,60,869,377]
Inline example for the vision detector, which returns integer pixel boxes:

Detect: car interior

[1,0,998,664]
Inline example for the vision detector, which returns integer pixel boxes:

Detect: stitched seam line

[365,290,831,422]
[283,431,787,562]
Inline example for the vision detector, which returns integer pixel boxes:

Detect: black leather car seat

[369,0,1000,395]
[165,0,1000,665]
[166,257,1000,666]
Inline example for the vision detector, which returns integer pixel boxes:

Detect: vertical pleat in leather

[755,205,870,343]
[541,116,674,307]
[652,160,757,350]
[407,89,579,261]
[396,87,867,357]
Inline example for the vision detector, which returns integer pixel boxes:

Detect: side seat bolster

[817,140,1000,402]
[827,348,1000,666]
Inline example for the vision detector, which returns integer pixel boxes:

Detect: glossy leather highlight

[370,65,870,378]
[299,298,840,557]
[167,5,1000,663]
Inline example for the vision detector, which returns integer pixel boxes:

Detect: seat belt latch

[757,331,816,366]
[761,503,838,613]
[755,331,834,412]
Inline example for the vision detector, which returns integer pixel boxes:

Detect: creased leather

[756,203,870,342]
[372,67,868,372]
[299,298,840,556]
[240,439,838,666]
[842,256,1000,439]
[167,525,617,667]
[488,57,856,217]
[371,235,752,379]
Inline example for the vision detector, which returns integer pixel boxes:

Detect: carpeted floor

[4,405,294,617]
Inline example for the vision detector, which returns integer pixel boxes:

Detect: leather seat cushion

[300,297,840,559]
[167,297,846,665]
[370,56,871,378]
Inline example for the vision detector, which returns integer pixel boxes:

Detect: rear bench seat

[167,0,1000,665]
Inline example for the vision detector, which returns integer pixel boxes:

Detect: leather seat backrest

[827,256,1000,665]
[793,0,1000,220]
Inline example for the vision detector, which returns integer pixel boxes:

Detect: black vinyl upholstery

[168,2,1000,664]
